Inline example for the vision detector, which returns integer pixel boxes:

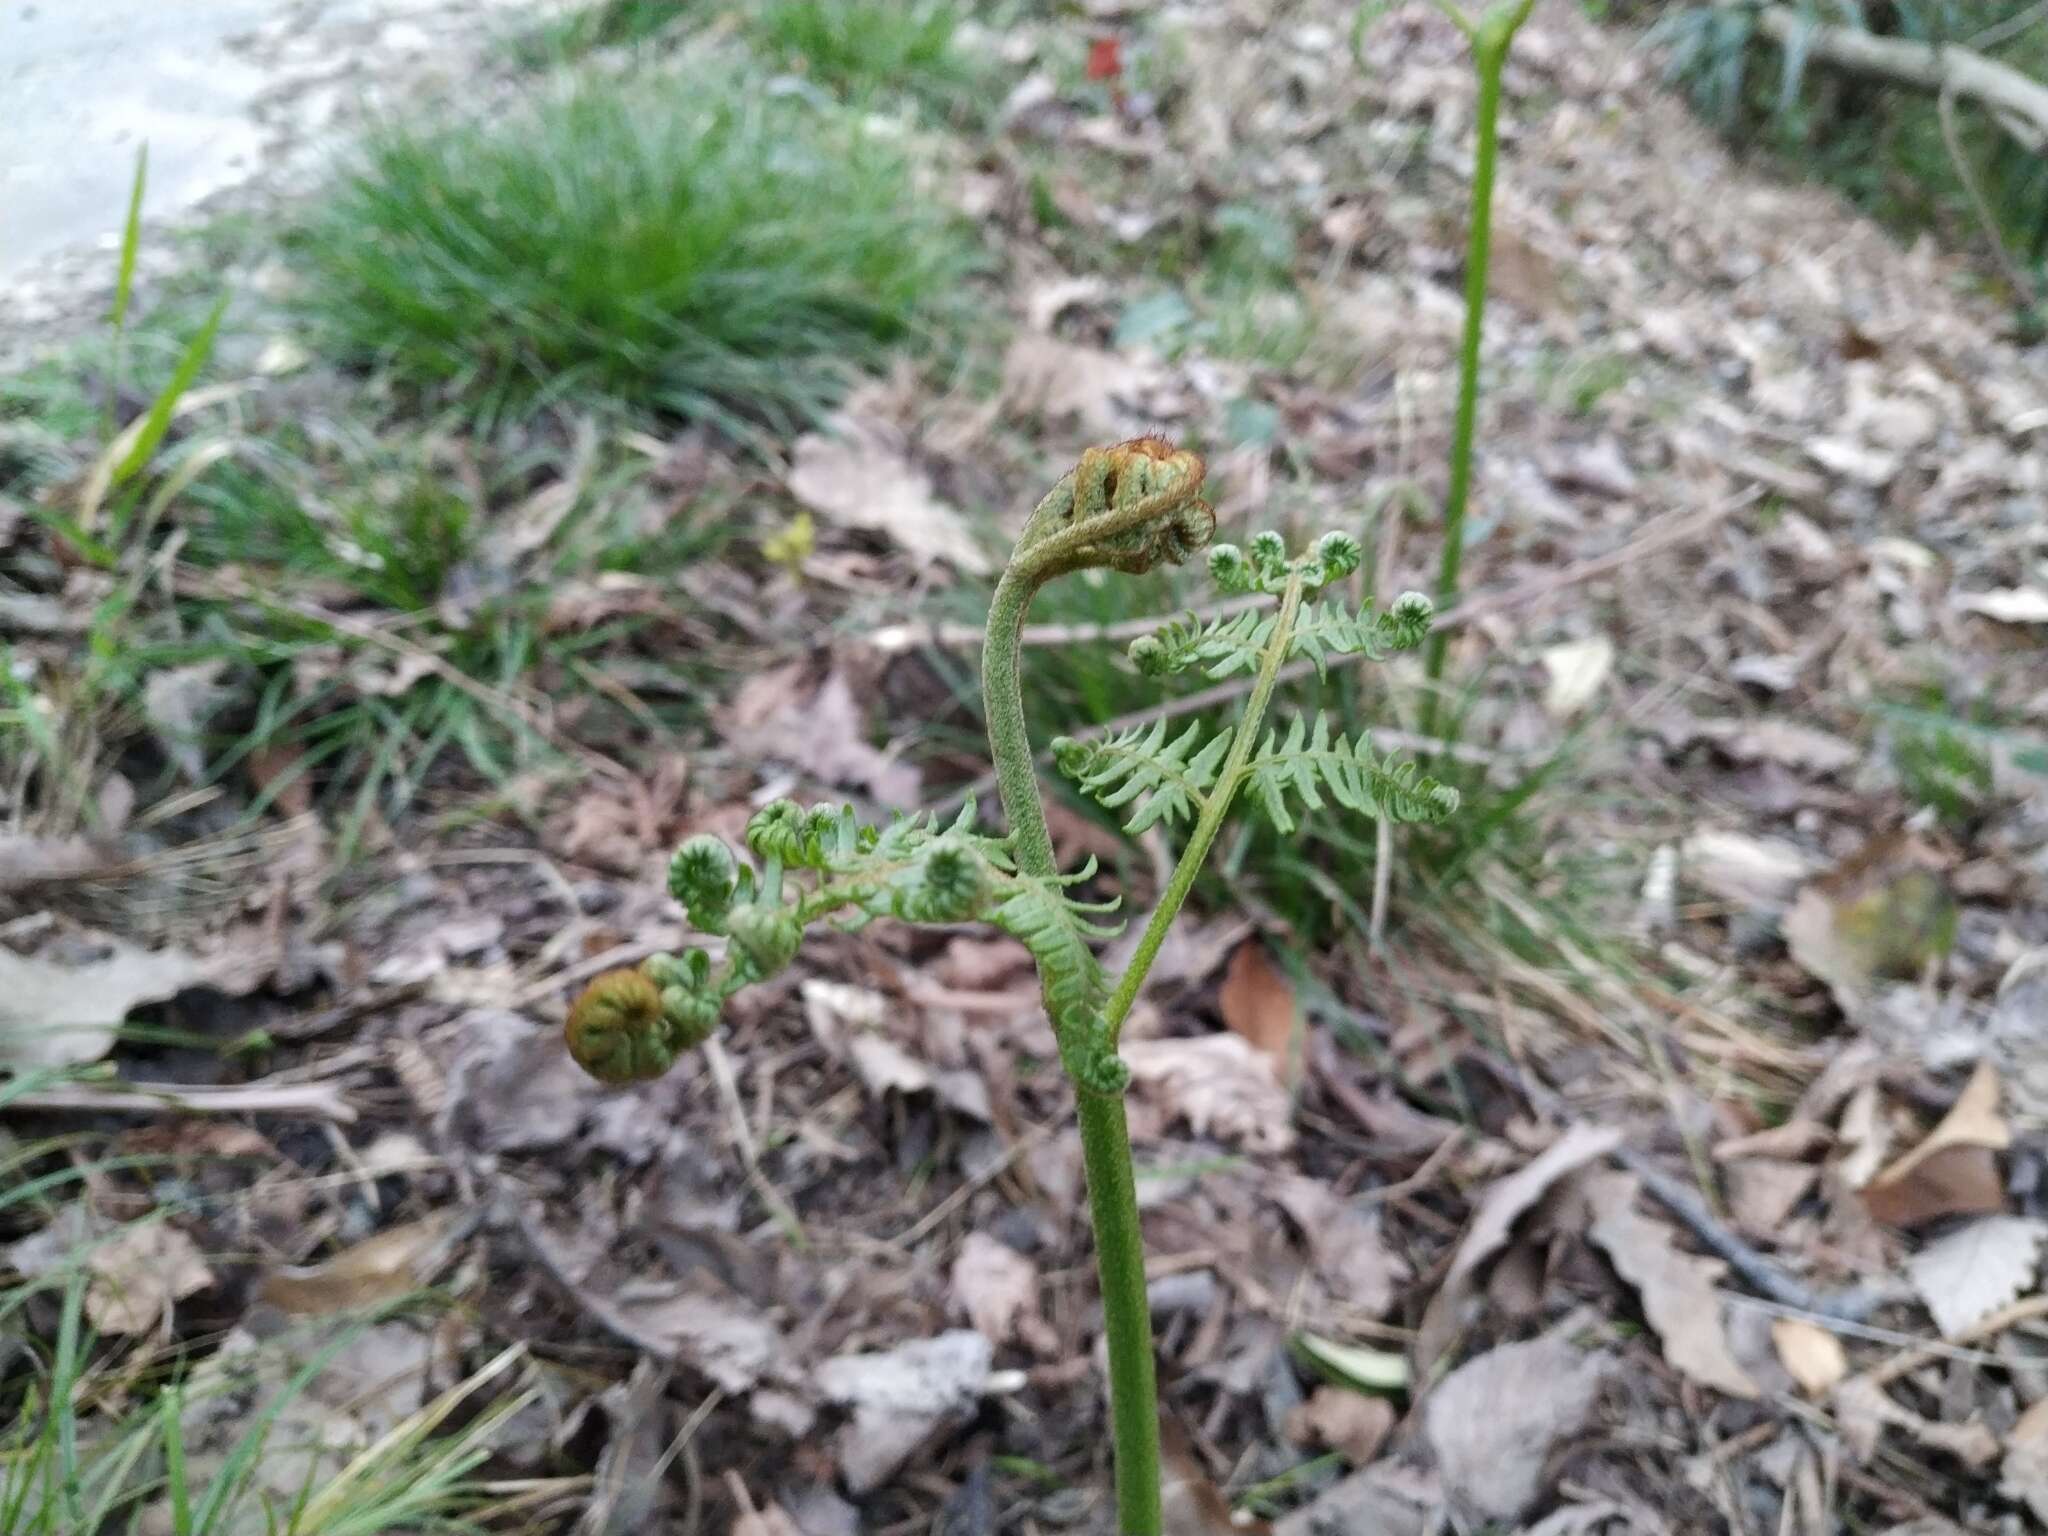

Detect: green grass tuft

[752,0,971,104]
[290,67,978,429]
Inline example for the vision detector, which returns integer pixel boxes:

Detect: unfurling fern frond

[1128,590,1435,682]
[1130,608,1270,679]
[1052,720,1234,832]
[1243,713,1461,835]
[1288,591,1434,677]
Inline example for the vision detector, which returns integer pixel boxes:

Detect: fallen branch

[1750,5,2048,153]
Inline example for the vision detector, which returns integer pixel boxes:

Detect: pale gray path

[3,0,293,277]
[1,0,546,335]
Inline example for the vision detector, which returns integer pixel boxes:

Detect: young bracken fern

[560,437,1456,1535]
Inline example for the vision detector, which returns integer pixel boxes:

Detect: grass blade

[112,296,226,486]
[111,145,148,333]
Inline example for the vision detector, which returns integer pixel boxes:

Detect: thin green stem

[1103,573,1306,1044]
[1076,1089,1160,1536]
[982,565,1059,882]
[1420,0,1529,738]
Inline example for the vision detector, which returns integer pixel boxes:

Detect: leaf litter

[9,0,2048,1528]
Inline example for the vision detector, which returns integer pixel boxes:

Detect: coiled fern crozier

[562,437,1456,1534]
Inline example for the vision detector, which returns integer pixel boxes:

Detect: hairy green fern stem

[560,437,1455,1536]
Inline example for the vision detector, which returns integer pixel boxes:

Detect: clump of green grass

[512,0,685,64]
[751,0,970,104]
[291,67,977,429]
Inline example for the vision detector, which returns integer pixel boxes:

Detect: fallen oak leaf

[1584,1170,1759,1399]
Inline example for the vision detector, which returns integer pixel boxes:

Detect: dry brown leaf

[1771,1318,1848,1396]
[1696,718,1859,773]
[1273,1175,1411,1317]
[787,425,989,575]
[1217,941,1295,1069]
[949,1233,1053,1353]
[721,662,920,809]
[1714,1118,1833,1161]
[9,1211,217,1336]
[0,834,111,892]
[1955,587,2048,625]
[998,333,1162,438]
[2001,1397,2048,1524]
[1415,1123,1621,1372]
[1834,1083,1893,1190]
[1835,1375,2001,1467]
[1425,1333,1613,1525]
[260,1214,458,1316]
[1725,1158,1818,1231]
[1122,1033,1296,1153]
[0,936,218,1072]
[815,1331,991,1493]
[1539,637,1613,719]
[1162,1419,1274,1533]
[1584,1170,1759,1399]
[1905,1215,2047,1339]
[1286,1386,1396,1466]
[1863,1062,2009,1228]
[89,1220,214,1334]
[613,1283,791,1395]
[1682,829,1815,910]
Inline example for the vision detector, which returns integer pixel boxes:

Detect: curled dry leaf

[1770,1318,1848,1396]
[1425,1333,1613,1525]
[1217,940,1296,1070]
[1584,1170,1759,1399]
[1905,1215,2048,1340]
[1414,1122,1622,1372]
[1121,1033,1297,1153]
[815,1331,992,1493]
[1862,1061,2009,1228]
[260,1214,460,1316]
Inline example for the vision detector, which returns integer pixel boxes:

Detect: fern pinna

[556,438,1456,1536]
